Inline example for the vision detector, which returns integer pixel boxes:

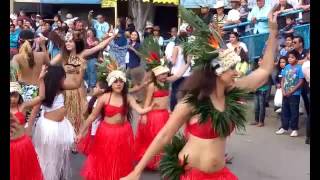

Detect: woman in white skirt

[32,63,86,180]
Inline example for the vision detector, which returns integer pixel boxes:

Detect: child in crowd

[278,34,294,58]
[235,48,249,78]
[250,57,269,127]
[274,56,288,113]
[276,50,304,137]
[240,0,250,21]
[279,16,295,47]
[77,80,108,155]
[239,0,250,35]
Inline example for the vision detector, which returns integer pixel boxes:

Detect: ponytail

[19,40,35,68]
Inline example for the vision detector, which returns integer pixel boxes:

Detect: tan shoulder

[147,82,155,90]
[97,93,109,104]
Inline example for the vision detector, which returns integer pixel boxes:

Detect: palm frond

[159,134,188,180]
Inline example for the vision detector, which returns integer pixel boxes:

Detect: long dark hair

[61,31,85,60]
[10,92,24,105]
[43,65,66,107]
[238,48,249,63]
[48,31,64,49]
[105,80,132,121]
[130,30,141,44]
[229,31,240,42]
[179,67,217,101]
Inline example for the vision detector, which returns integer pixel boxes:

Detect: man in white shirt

[247,0,271,34]
[165,27,178,62]
[226,0,241,25]
[88,10,110,41]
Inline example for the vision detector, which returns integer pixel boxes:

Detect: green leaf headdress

[96,55,127,87]
[179,7,241,74]
[138,37,170,76]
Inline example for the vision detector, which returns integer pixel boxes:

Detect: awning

[39,0,100,4]
[180,0,229,8]
[15,0,40,2]
[143,0,179,5]
[102,0,179,8]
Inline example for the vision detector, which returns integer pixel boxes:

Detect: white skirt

[32,116,75,180]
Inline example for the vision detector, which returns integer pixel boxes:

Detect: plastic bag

[274,88,283,107]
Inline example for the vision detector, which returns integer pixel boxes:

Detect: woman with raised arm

[10,66,47,180]
[75,59,155,180]
[50,30,118,141]
[121,7,278,180]
[134,37,192,170]
[11,30,50,136]
[32,62,86,180]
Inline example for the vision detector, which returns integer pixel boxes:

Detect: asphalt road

[70,100,310,180]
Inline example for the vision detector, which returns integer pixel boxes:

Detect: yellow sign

[102,0,179,7]
[102,0,117,8]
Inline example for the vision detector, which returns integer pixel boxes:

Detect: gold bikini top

[64,55,85,74]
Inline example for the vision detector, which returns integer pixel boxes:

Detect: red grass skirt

[81,121,134,180]
[10,135,44,180]
[180,167,238,180]
[77,125,94,156]
[134,109,169,170]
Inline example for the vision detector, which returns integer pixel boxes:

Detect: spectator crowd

[10,1,310,160]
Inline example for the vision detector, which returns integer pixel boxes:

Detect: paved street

[70,100,310,180]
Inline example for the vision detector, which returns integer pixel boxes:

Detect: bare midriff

[10,125,25,140]
[178,134,226,173]
[44,107,66,122]
[103,114,126,125]
[151,96,169,110]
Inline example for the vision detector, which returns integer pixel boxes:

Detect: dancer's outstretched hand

[75,133,83,144]
[268,8,278,34]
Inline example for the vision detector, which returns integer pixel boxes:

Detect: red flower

[149,52,160,62]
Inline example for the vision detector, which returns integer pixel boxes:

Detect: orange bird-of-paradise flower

[208,35,220,49]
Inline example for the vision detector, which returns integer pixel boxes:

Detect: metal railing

[223,9,304,30]
[240,23,309,62]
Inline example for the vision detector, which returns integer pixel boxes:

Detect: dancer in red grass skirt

[77,80,108,156]
[10,114,44,180]
[121,8,279,180]
[10,81,45,180]
[133,37,191,170]
[75,68,155,180]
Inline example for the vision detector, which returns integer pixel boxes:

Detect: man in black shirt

[293,36,308,60]
[292,35,309,116]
